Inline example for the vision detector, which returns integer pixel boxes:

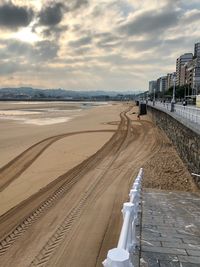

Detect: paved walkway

[147,102,200,134]
[140,189,200,267]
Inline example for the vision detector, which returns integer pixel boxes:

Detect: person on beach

[137,113,140,120]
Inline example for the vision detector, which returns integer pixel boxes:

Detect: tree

[164,84,192,99]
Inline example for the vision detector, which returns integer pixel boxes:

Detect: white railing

[102,168,143,267]
[191,173,200,178]
[148,101,200,126]
[174,104,200,125]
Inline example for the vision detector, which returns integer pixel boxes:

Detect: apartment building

[148,80,157,94]
[157,76,167,93]
[181,58,200,94]
[148,42,200,96]
[194,42,200,58]
[176,53,193,86]
[167,72,176,90]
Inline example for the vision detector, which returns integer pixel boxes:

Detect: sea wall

[148,106,200,187]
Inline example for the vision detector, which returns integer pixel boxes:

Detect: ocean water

[0,101,108,126]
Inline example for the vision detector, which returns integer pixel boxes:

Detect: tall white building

[167,72,176,90]
[176,53,193,86]
[157,76,167,93]
[148,80,157,94]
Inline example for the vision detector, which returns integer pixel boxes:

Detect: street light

[153,88,156,106]
[171,74,176,112]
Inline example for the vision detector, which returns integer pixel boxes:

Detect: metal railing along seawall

[103,168,143,267]
[148,101,200,127]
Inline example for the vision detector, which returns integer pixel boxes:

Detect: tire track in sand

[0,129,115,192]
[29,110,132,267]
[0,111,128,256]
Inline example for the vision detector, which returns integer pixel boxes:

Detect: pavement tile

[141,240,162,247]
[159,261,180,267]
[142,236,183,243]
[141,251,179,262]
[162,242,200,251]
[181,263,200,267]
[183,239,200,245]
[142,246,187,255]
[141,190,200,266]
[186,249,200,256]
[178,255,200,264]
[140,252,160,267]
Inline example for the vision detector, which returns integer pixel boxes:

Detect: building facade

[167,72,176,90]
[193,58,200,95]
[148,42,200,97]
[157,76,167,93]
[148,80,157,94]
[176,53,193,86]
[194,42,200,59]
[181,58,200,95]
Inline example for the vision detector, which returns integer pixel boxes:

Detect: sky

[0,0,200,91]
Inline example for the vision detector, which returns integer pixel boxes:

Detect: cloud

[33,40,59,61]
[0,2,34,29]
[182,9,200,24]
[69,0,88,11]
[118,8,180,36]
[38,2,66,26]
[42,25,68,39]
[0,61,25,75]
[0,0,200,91]
[95,32,122,49]
[0,39,59,63]
[69,36,92,48]
[37,0,88,28]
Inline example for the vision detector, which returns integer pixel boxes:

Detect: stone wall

[148,106,200,187]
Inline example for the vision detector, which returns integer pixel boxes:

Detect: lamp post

[171,74,176,112]
[153,88,155,106]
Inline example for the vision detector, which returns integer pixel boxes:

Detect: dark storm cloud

[38,0,88,27]
[38,2,66,26]
[0,2,33,29]
[118,8,180,36]
[69,36,92,48]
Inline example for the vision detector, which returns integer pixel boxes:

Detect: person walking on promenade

[183,99,187,108]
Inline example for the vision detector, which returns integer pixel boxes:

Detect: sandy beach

[0,102,121,215]
[0,101,198,267]
[0,102,119,166]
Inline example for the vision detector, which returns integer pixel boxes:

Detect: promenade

[147,101,200,134]
[141,189,200,267]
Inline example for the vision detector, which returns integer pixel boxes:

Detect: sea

[0,101,109,126]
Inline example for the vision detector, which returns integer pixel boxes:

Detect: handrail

[102,168,143,267]
[148,101,200,126]
[191,173,200,177]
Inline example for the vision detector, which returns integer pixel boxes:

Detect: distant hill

[0,87,143,100]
